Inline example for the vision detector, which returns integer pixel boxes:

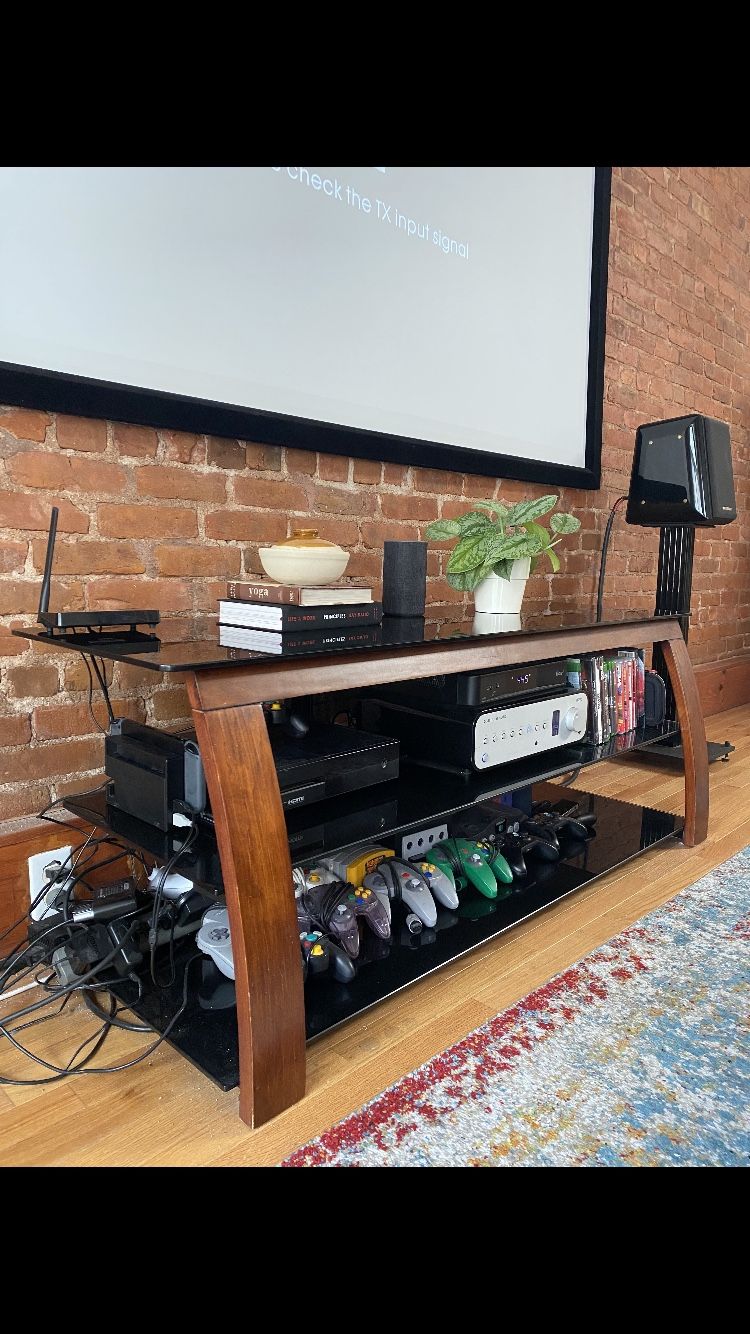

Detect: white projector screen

[0,166,610,486]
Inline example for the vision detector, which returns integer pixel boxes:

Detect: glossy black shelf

[64,721,681,888]
[110,785,684,1088]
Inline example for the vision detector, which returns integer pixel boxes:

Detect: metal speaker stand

[640,526,733,766]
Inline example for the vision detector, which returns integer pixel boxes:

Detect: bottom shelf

[119,785,684,1091]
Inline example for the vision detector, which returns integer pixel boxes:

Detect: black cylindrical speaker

[382,540,427,617]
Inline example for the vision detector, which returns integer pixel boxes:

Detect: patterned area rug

[283,847,750,1167]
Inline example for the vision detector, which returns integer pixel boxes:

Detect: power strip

[401,824,449,860]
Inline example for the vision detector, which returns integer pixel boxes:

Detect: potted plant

[426,494,581,613]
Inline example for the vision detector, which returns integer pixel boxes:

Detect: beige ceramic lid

[272,529,345,552]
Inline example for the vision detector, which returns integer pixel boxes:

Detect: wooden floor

[1,705,748,1167]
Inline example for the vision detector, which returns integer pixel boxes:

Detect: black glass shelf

[63,720,680,887]
[110,785,684,1088]
[15,610,681,673]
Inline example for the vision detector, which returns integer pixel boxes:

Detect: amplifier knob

[563,707,580,732]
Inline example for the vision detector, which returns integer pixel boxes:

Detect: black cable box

[105,719,400,830]
[378,656,570,708]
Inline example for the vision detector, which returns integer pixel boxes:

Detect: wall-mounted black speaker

[626,414,736,528]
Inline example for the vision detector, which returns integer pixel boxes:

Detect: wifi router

[37,506,160,648]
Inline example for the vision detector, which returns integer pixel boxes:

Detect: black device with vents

[37,506,160,648]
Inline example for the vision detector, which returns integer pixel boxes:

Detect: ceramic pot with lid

[258,530,350,584]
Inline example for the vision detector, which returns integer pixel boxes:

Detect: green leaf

[492,558,514,581]
[447,562,494,591]
[545,547,561,573]
[522,521,551,548]
[507,494,558,526]
[446,531,490,573]
[549,512,581,535]
[425,518,461,541]
[472,499,509,519]
[456,511,492,536]
[489,531,542,561]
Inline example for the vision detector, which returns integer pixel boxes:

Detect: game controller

[197,907,235,980]
[431,838,499,900]
[521,802,597,846]
[493,822,560,879]
[294,868,361,958]
[364,858,438,928]
[408,858,459,909]
[299,930,356,983]
[473,841,514,891]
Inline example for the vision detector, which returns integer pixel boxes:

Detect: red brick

[412,467,451,494]
[0,541,27,573]
[0,785,52,820]
[383,463,408,486]
[0,629,24,657]
[352,459,382,484]
[114,663,155,691]
[0,715,31,746]
[0,407,50,442]
[245,442,283,471]
[136,465,226,503]
[233,477,308,509]
[0,579,82,614]
[86,578,192,613]
[380,494,438,521]
[32,698,145,740]
[207,436,246,469]
[7,452,126,493]
[6,664,60,698]
[113,422,158,457]
[0,738,104,785]
[56,414,107,452]
[312,487,377,517]
[98,503,197,538]
[318,454,349,482]
[64,657,114,692]
[156,545,242,577]
[361,520,419,547]
[150,687,190,721]
[161,431,205,464]
[205,510,288,542]
[343,552,383,580]
[462,474,497,499]
[286,449,317,476]
[0,494,88,533]
[30,539,144,576]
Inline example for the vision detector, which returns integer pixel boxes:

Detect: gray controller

[364,858,438,928]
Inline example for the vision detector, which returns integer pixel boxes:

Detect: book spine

[220,602,382,631]
[226,581,300,604]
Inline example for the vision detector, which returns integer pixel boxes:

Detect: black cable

[83,656,108,734]
[89,656,115,726]
[83,991,152,1032]
[149,820,199,988]
[558,768,582,787]
[596,495,628,622]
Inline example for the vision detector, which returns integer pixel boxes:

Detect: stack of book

[218,580,383,654]
[567,651,645,745]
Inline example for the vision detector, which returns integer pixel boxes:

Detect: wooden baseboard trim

[695,655,750,718]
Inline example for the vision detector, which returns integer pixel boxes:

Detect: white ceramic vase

[473,558,531,614]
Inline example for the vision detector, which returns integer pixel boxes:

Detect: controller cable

[596,495,628,623]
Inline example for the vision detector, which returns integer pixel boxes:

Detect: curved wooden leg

[188,681,306,1126]
[660,636,709,847]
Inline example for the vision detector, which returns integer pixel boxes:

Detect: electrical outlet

[28,844,72,920]
[401,824,449,860]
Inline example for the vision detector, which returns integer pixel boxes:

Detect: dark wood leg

[187,679,306,1126]
[660,636,709,846]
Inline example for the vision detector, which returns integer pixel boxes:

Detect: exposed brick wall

[1,165,748,819]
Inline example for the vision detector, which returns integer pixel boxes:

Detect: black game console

[105,719,399,832]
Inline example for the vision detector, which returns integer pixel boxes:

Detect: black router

[37,506,160,649]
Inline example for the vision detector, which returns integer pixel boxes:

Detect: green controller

[474,842,514,895]
[432,838,498,900]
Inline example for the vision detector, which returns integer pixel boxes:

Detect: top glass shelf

[14,610,680,674]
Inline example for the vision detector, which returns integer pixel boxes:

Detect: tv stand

[17,614,708,1128]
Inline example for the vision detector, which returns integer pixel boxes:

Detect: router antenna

[38,506,59,622]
